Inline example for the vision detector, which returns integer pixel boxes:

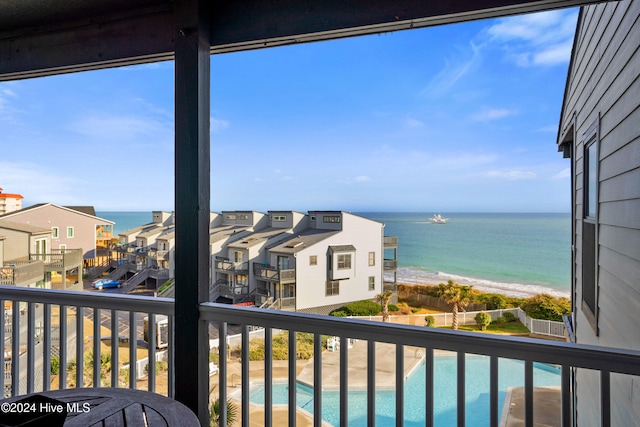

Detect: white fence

[121,350,168,380]
[352,308,566,339]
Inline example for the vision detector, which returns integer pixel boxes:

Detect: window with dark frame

[582,117,599,330]
[309,255,317,266]
[323,216,341,223]
[368,276,375,290]
[337,254,351,269]
[326,280,340,296]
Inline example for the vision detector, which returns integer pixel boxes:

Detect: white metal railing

[200,303,640,427]
[0,285,174,398]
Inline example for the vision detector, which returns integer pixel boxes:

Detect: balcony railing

[253,263,296,284]
[0,261,44,287]
[383,259,398,270]
[384,236,398,247]
[0,286,174,399]
[30,249,82,271]
[3,285,640,426]
[215,257,248,273]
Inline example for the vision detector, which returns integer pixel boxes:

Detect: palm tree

[209,398,238,426]
[209,385,238,426]
[440,280,473,330]
[376,290,393,322]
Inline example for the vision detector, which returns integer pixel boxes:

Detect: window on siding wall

[337,254,351,269]
[582,117,599,331]
[52,227,59,238]
[368,276,375,290]
[368,252,375,266]
[323,216,341,223]
[273,215,286,222]
[309,255,317,266]
[326,280,339,296]
[66,227,74,238]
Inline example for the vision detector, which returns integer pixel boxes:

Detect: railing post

[174,0,211,423]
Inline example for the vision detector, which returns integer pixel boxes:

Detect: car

[92,278,122,290]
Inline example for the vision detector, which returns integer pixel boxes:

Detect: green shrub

[424,316,435,327]
[331,300,381,316]
[50,356,60,376]
[495,316,507,325]
[503,312,517,322]
[520,294,570,321]
[247,332,321,361]
[475,312,492,331]
[476,293,507,310]
[388,304,400,312]
[331,310,347,317]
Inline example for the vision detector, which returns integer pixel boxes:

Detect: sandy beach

[396,267,571,299]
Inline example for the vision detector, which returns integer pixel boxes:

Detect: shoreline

[396,266,570,299]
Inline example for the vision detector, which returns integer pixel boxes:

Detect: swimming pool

[249,355,560,426]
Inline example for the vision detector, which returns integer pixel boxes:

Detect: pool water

[249,355,561,427]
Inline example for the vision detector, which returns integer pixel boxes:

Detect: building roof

[0,193,23,199]
[227,227,291,249]
[138,226,172,239]
[210,225,251,244]
[0,219,51,235]
[267,229,340,254]
[0,203,114,224]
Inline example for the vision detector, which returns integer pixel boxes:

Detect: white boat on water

[430,214,449,224]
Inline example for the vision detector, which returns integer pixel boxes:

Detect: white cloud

[0,162,83,205]
[0,86,21,123]
[551,168,570,180]
[355,176,371,182]
[70,114,165,138]
[404,118,424,128]
[532,39,575,66]
[488,170,537,180]
[211,116,230,133]
[471,107,517,122]
[422,42,481,97]
[533,125,558,133]
[485,10,578,67]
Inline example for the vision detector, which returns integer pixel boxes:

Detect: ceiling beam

[0,0,607,81]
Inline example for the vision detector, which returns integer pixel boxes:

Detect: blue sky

[0,9,577,213]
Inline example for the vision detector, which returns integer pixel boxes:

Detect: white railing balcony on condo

[2,285,640,426]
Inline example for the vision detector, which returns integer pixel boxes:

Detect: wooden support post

[174,0,211,424]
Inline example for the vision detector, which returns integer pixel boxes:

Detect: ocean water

[98,211,571,297]
[360,212,571,297]
[97,211,151,235]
